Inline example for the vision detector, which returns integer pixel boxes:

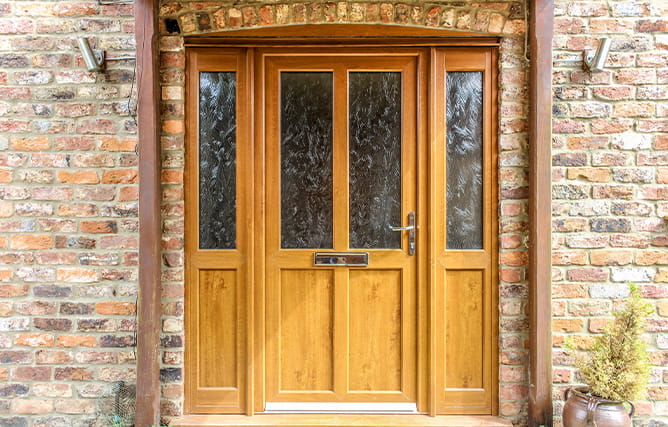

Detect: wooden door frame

[134,7,555,426]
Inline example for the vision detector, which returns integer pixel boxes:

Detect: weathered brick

[95,302,135,315]
[56,170,99,184]
[36,348,74,364]
[590,250,633,266]
[567,267,608,282]
[54,367,93,381]
[32,384,71,398]
[55,335,96,348]
[10,400,53,415]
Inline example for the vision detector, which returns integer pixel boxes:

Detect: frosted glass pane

[199,72,236,249]
[281,72,334,249]
[446,72,483,249]
[349,72,402,249]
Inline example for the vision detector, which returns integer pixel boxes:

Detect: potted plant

[564,284,653,427]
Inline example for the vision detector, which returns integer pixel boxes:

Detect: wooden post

[134,0,162,425]
[528,0,554,426]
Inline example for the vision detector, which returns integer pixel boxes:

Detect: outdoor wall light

[77,37,136,72]
[553,37,612,72]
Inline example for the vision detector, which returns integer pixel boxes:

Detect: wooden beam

[134,0,162,424]
[528,0,554,426]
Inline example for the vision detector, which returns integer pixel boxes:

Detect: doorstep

[171,414,513,427]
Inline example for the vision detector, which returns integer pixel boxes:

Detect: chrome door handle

[387,225,414,231]
[387,211,416,255]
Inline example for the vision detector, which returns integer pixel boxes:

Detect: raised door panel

[348,269,402,393]
[278,270,335,393]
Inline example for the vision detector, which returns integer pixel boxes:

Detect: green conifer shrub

[572,284,653,402]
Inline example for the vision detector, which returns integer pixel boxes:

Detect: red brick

[36,350,73,365]
[10,235,52,250]
[54,399,95,414]
[615,69,656,84]
[11,399,53,415]
[10,137,50,151]
[553,318,584,332]
[57,170,99,184]
[99,136,136,151]
[75,119,117,134]
[590,250,633,266]
[591,118,633,134]
[656,135,668,150]
[32,187,73,201]
[95,302,136,315]
[101,169,138,184]
[14,333,54,347]
[552,251,587,265]
[33,383,72,398]
[80,220,118,234]
[566,136,608,150]
[567,267,608,282]
[161,170,183,184]
[56,335,97,348]
[56,268,98,283]
[53,136,95,151]
[0,284,29,297]
[592,86,634,101]
[55,2,99,16]
[54,367,93,381]
[119,186,138,201]
[11,366,51,381]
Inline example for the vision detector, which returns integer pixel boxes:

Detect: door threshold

[171,414,513,427]
[263,402,418,413]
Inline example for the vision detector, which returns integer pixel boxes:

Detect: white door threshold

[262,402,419,414]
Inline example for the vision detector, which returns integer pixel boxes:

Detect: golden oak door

[263,52,420,410]
[186,44,498,416]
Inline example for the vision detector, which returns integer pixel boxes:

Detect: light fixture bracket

[553,37,612,72]
[77,37,136,73]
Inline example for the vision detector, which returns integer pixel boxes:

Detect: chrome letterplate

[313,252,369,266]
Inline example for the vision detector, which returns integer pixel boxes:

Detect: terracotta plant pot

[563,387,634,427]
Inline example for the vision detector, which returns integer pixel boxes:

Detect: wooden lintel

[528,0,554,426]
[134,0,162,424]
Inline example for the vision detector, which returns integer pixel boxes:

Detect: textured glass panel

[349,72,402,249]
[446,71,483,249]
[281,72,333,249]
[199,72,236,249]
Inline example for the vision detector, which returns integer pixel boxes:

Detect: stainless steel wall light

[77,37,136,72]
[553,37,612,72]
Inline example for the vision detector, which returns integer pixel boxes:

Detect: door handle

[387,225,414,232]
[387,211,416,255]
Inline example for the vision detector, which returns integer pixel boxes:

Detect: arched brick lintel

[160,2,527,37]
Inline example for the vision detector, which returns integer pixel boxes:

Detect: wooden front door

[185,41,498,416]
[263,53,420,410]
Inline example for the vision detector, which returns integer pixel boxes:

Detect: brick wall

[0,0,665,426]
[551,0,668,425]
[0,1,138,425]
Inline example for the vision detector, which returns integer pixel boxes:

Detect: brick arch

[160,1,525,37]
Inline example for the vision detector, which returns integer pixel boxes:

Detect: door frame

[260,50,422,408]
[184,41,499,416]
[135,19,555,426]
